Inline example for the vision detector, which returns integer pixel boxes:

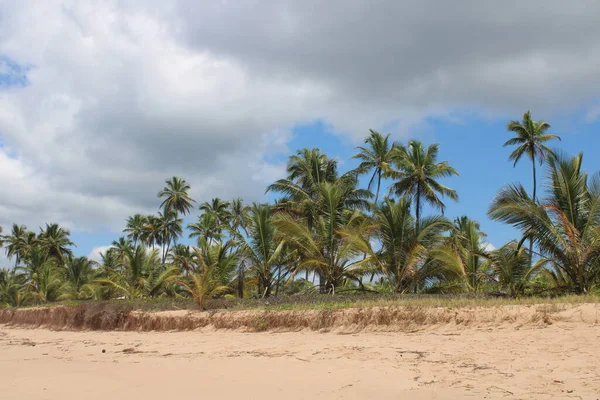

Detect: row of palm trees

[1,110,598,308]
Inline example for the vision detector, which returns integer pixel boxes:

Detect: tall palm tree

[38,223,75,265]
[158,176,195,215]
[228,198,249,236]
[3,224,29,267]
[387,140,459,230]
[188,213,224,245]
[199,198,232,226]
[111,236,133,265]
[124,214,147,247]
[504,110,560,202]
[369,198,451,293]
[157,210,183,264]
[352,130,397,203]
[268,148,339,208]
[489,152,600,293]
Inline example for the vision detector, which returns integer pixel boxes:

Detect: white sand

[1,305,599,399]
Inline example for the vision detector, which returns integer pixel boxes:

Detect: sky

[1,1,600,266]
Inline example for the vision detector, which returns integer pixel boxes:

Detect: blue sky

[3,1,600,265]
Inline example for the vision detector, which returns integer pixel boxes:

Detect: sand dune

[1,303,600,399]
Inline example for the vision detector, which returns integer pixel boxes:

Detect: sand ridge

[1,303,600,399]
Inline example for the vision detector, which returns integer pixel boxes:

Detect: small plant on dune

[180,267,231,310]
[179,244,235,310]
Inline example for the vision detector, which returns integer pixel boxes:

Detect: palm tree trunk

[375,170,381,204]
[415,182,421,232]
[530,157,536,269]
[237,262,245,298]
[275,265,282,296]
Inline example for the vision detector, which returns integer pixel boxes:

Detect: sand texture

[1,303,600,399]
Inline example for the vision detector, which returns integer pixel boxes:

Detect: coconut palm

[63,256,97,290]
[112,236,133,263]
[141,215,162,248]
[352,129,397,203]
[504,111,560,202]
[96,246,176,299]
[156,210,183,264]
[188,213,224,245]
[431,216,492,293]
[124,214,147,247]
[239,204,286,298]
[228,198,250,236]
[179,266,231,310]
[387,140,458,230]
[489,241,534,297]
[268,148,339,210]
[169,244,195,273]
[273,180,373,293]
[158,176,195,215]
[38,223,75,265]
[3,224,30,267]
[489,152,600,293]
[199,198,232,226]
[28,260,65,303]
[0,268,27,307]
[369,198,451,293]
[179,241,237,309]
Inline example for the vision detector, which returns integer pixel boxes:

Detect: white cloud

[484,242,497,252]
[87,246,112,263]
[1,1,600,235]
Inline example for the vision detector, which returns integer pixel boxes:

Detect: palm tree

[28,260,65,303]
[3,224,29,267]
[179,240,237,309]
[352,130,397,203]
[369,198,451,293]
[158,176,195,215]
[273,180,373,293]
[431,216,492,293]
[38,223,75,265]
[61,256,98,299]
[489,152,600,293]
[188,213,224,245]
[504,110,560,202]
[141,215,162,248]
[179,266,231,310]
[268,148,339,209]
[240,204,286,298]
[199,198,232,226]
[0,268,26,307]
[156,210,183,264]
[490,241,533,297]
[96,246,176,299]
[269,149,371,291]
[124,214,147,247]
[387,140,458,230]
[228,198,250,236]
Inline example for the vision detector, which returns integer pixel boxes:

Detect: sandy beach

[1,304,600,399]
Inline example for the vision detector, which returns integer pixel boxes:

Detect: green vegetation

[2,111,600,309]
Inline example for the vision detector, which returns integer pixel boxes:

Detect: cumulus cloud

[1,0,600,234]
[87,245,112,263]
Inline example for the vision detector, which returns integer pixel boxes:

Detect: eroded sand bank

[1,304,599,399]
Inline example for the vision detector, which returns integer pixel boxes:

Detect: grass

[16,293,599,313]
